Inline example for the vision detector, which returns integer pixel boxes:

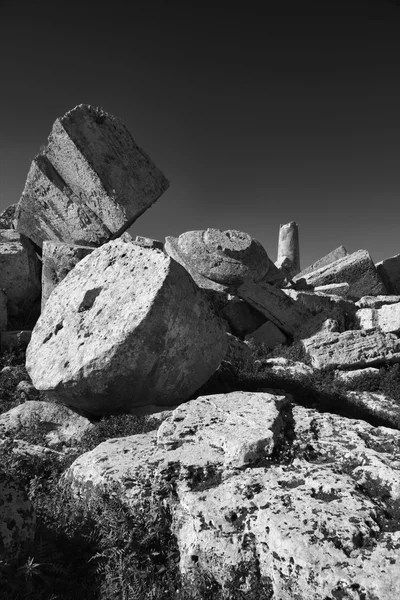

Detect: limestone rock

[27,242,227,417]
[356,302,400,334]
[0,401,93,449]
[303,329,400,369]
[0,230,41,316]
[165,229,270,286]
[245,320,287,350]
[219,296,266,337]
[376,253,400,294]
[297,245,348,278]
[237,280,313,336]
[275,221,300,276]
[15,104,169,247]
[294,249,386,299]
[0,469,36,561]
[41,241,95,309]
[0,204,17,229]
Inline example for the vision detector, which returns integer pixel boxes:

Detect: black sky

[1,0,400,268]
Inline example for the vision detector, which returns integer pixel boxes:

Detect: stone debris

[41,241,95,309]
[165,228,270,286]
[0,401,93,449]
[275,220,300,276]
[237,280,313,336]
[0,468,36,561]
[294,249,386,299]
[245,320,287,350]
[356,302,400,334]
[297,245,348,278]
[303,328,400,369]
[0,230,41,316]
[15,104,169,247]
[0,204,17,229]
[27,242,227,417]
[376,253,400,294]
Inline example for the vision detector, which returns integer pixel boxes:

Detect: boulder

[165,229,270,286]
[303,329,400,369]
[376,253,400,294]
[356,302,400,334]
[15,104,169,247]
[0,469,36,561]
[297,245,348,278]
[0,401,93,449]
[0,230,41,316]
[219,296,266,337]
[284,288,357,332]
[0,204,17,229]
[132,235,164,250]
[27,242,227,417]
[294,249,386,299]
[237,280,313,336]
[62,396,400,599]
[245,320,287,350]
[41,241,95,309]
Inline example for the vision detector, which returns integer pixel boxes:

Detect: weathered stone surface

[284,288,357,333]
[132,235,163,250]
[303,329,400,369]
[62,397,400,599]
[245,320,287,349]
[294,249,386,299]
[219,296,266,337]
[15,104,169,247]
[27,242,227,417]
[356,302,400,334]
[0,330,32,352]
[297,245,348,278]
[314,282,350,296]
[259,258,288,287]
[0,204,17,229]
[0,230,41,316]
[376,253,400,294]
[0,401,93,449]
[356,295,400,309]
[0,289,6,331]
[0,469,36,561]
[237,280,312,336]
[41,241,95,309]
[165,229,270,286]
[276,221,300,276]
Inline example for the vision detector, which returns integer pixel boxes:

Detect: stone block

[356,302,400,334]
[41,241,95,309]
[132,235,164,250]
[237,280,313,336]
[15,104,169,247]
[297,245,348,278]
[294,249,386,299]
[0,230,41,316]
[376,254,400,294]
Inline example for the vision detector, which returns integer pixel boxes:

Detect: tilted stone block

[15,104,169,247]
[0,230,41,316]
[376,254,400,295]
[41,241,95,309]
[294,249,386,299]
[297,245,348,278]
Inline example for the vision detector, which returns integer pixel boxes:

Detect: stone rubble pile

[2,105,400,597]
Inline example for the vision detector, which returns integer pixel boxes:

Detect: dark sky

[1,0,400,269]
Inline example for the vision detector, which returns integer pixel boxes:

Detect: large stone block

[15,104,170,247]
[41,241,95,309]
[297,245,348,278]
[356,302,400,334]
[0,230,41,316]
[27,242,227,417]
[237,280,312,336]
[376,253,400,294]
[294,249,386,299]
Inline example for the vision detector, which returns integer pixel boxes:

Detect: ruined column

[276,221,300,277]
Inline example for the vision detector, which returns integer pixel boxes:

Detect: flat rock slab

[0,401,93,449]
[237,280,313,336]
[297,245,348,278]
[0,230,41,316]
[377,253,400,294]
[303,329,400,369]
[15,104,169,247]
[62,397,400,599]
[27,242,227,417]
[41,241,95,309]
[294,249,386,299]
[165,229,270,286]
[356,302,400,334]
